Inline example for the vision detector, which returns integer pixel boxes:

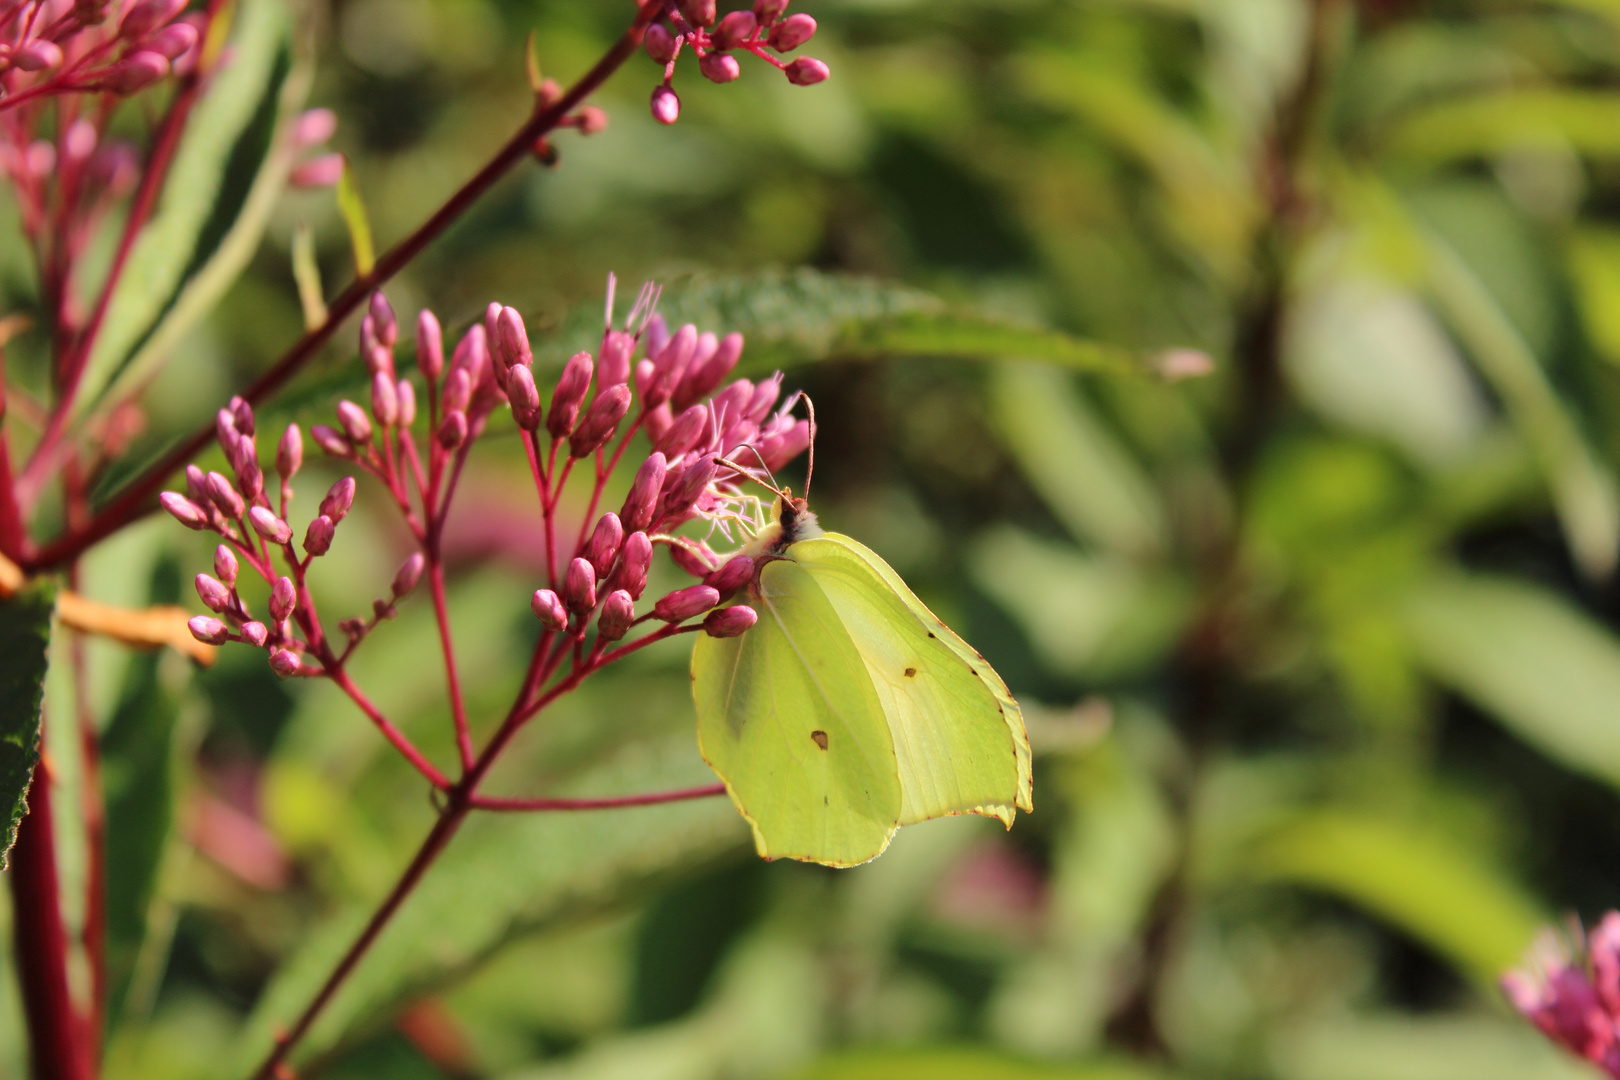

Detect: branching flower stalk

[156,282,810,1078]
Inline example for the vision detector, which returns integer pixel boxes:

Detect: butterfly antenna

[720,444,787,500]
[803,394,818,501]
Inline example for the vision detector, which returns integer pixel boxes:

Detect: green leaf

[75,0,311,417]
[0,581,55,868]
[336,157,376,277]
[226,745,746,1074]
[1241,810,1545,985]
[789,1049,1170,1080]
[1381,89,1620,167]
[1567,226,1620,369]
[291,222,326,331]
[1271,1013,1600,1080]
[1403,571,1620,791]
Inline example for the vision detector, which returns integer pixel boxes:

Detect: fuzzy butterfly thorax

[741,491,822,559]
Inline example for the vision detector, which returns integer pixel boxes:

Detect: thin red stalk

[69,626,106,1069]
[24,1,662,573]
[428,560,475,771]
[0,346,27,558]
[325,666,451,790]
[469,783,725,812]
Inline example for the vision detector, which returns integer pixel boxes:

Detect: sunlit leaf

[336,156,376,277]
[291,223,326,331]
[0,581,54,868]
[1382,89,1620,167]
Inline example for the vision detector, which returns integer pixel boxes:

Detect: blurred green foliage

[17,0,1620,1077]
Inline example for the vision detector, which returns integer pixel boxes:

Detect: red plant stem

[0,346,27,558]
[9,753,93,1080]
[469,784,726,811]
[428,560,475,771]
[24,0,663,574]
[325,667,452,790]
[69,628,106,1069]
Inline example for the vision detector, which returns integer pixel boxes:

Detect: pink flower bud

[703,604,758,637]
[195,573,230,612]
[644,403,674,446]
[577,106,608,135]
[160,492,209,530]
[654,584,721,623]
[676,332,743,408]
[612,531,653,599]
[146,21,196,59]
[62,121,96,164]
[784,56,829,85]
[270,576,297,621]
[599,329,634,387]
[645,23,678,64]
[311,424,351,458]
[290,107,337,149]
[289,153,344,189]
[397,380,416,427]
[586,512,624,576]
[507,364,542,430]
[759,419,811,472]
[598,589,635,641]
[443,368,472,414]
[206,472,245,518]
[646,323,698,408]
[706,554,755,596]
[634,359,656,402]
[496,306,532,377]
[241,621,268,647]
[680,0,717,27]
[713,9,757,49]
[531,588,568,630]
[249,506,293,545]
[753,0,788,23]
[104,51,170,94]
[371,372,398,427]
[711,379,753,426]
[699,52,740,84]
[120,0,185,40]
[304,514,335,556]
[189,616,229,646]
[269,649,301,677]
[23,141,53,179]
[769,13,816,51]
[417,310,444,382]
[369,291,397,347]
[276,424,303,482]
[337,400,372,444]
[13,39,62,71]
[746,373,782,424]
[213,545,239,587]
[569,384,632,458]
[659,453,718,522]
[438,411,468,450]
[392,552,425,597]
[657,404,709,460]
[320,476,356,522]
[651,84,680,125]
[565,557,597,614]
[365,342,394,379]
[235,431,258,472]
[548,352,594,438]
[484,302,503,353]
[669,540,717,578]
[216,406,238,450]
[620,453,667,532]
[236,457,264,501]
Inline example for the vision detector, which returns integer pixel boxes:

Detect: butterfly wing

[693,556,902,867]
[791,534,1033,827]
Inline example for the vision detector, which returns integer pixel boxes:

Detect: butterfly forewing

[792,534,1033,827]
[693,557,902,866]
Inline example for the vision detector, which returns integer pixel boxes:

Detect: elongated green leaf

[1242,811,1545,985]
[1272,1013,1598,1080]
[0,581,55,868]
[790,1049,1169,1080]
[1404,571,1620,790]
[1382,89,1620,167]
[336,158,376,276]
[75,0,309,416]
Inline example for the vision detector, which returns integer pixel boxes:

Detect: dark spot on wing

[904,667,917,678]
[926,631,936,639]
[811,730,829,750]
[824,795,829,805]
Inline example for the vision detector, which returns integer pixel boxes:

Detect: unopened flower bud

[713,9,757,49]
[160,491,209,529]
[703,604,758,637]
[438,411,468,449]
[711,378,753,426]
[679,0,717,26]
[235,432,258,473]
[276,424,303,481]
[311,424,351,457]
[659,453,718,521]
[483,302,503,353]
[145,20,196,59]
[620,453,667,532]
[784,56,829,85]
[770,13,816,51]
[249,506,293,545]
[417,310,444,381]
[746,373,783,424]
[495,306,531,376]
[443,367,472,414]
[753,0,788,23]
[599,330,634,387]
[369,291,397,347]
[216,406,238,451]
[677,332,744,408]
[104,51,170,93]
[241,621,268,647]
[548,351,594,438]
[304,514,335,556]
[195,573,230,612]
[371,372,399,427]
[206,472,245,518]
[654,584,721,623]
[13,39,62,71]
[227,397,253,439]
[290,107,337,149]
[570,384,631,458]
[647,323,697,408]
[658,404,709,460]
[586,512,624,576]
[614,531,653,599]
[289,153,343,189]
[645,23,678,64]
[365,343,393,380]
[121,0,184,39]
[337,400,372,444]
[308,487,350,535]
[269,649,301,677]
[188,616,228,646]
[270,576,297,621]
[507,364,541,430]
[392,552,425,597]
[236,457,264,501]
[699,52,740,84]
[706,554,755,596]
[211,545,238,587]
[531,588,568,630]
[598,589,635,641]
[759,419,811,472]
[397,380,417,427]
[669,540,717,578]
[651,84,680,125]
[565,557,597,613]
[577,105,608,135]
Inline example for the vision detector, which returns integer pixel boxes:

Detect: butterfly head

[742,489,822,558]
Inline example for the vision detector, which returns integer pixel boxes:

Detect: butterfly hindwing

[693,556,902,866]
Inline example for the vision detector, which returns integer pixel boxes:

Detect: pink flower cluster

[1505,913,1620,1076]
[644,0,828,125]
[0,0,199,106]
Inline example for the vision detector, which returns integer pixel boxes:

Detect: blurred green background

[15,0,1620,1076]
